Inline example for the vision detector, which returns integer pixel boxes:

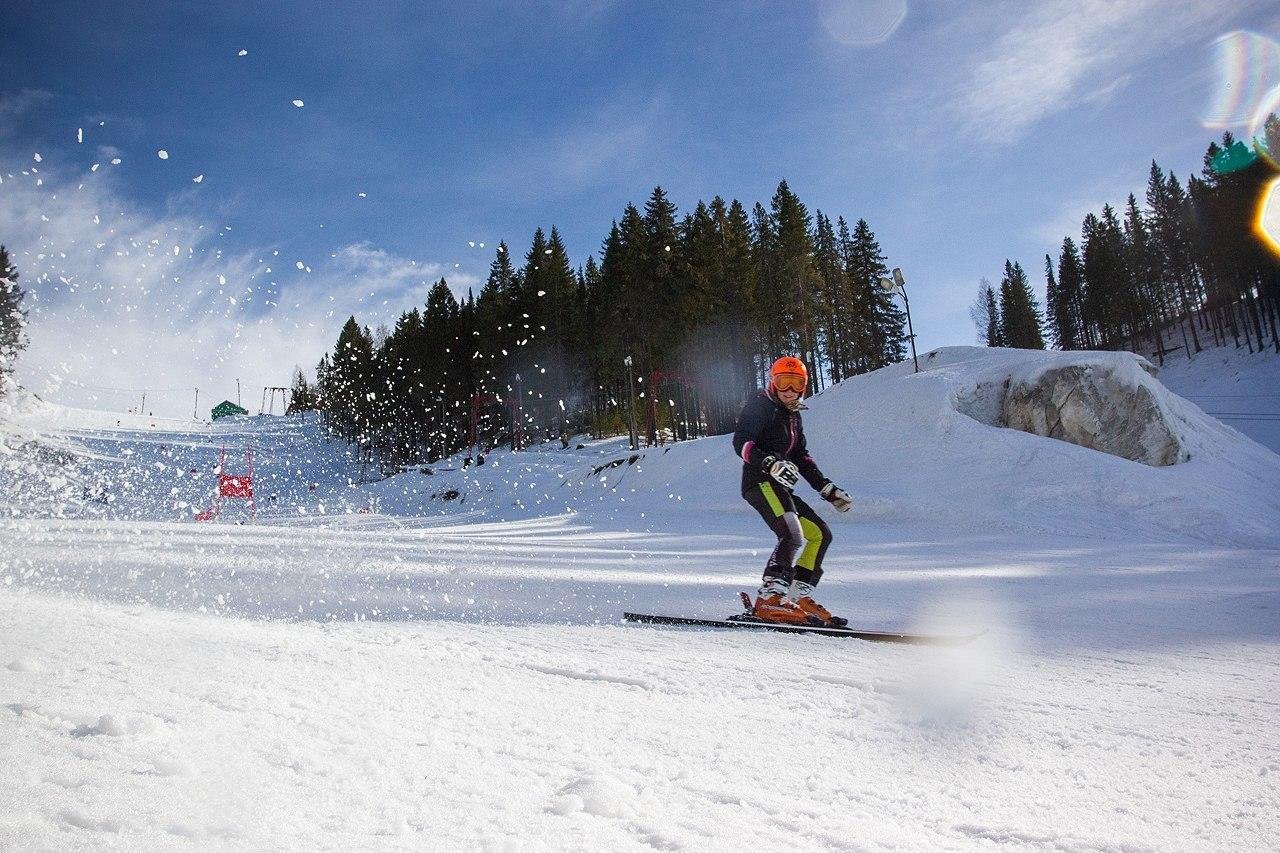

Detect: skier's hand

[821,482,853,512]
[763,456,800,489]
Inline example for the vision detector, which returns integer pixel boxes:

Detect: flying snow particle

[111,158,122,165]
[91,163,100,172]
[33,153,41,162]
[218,274,226,285]
[537,290,546,297]
[193,174,204,183]
[158,150,169,159]
[296,261,304,270]
[468,241,475,247]
[77,128,83,144]
[292,99,305,108]
[664,245,671,252]
[543,248,552,255]
[358,192,366,198]
[479,242,485,248]
[238,49,248,56]
[92,215,100,225]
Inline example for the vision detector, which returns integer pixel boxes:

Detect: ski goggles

[773,373,806,393]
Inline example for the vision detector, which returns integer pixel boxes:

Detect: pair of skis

[623,592,982,646]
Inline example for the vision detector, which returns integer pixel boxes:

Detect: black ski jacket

[732,390,830,495]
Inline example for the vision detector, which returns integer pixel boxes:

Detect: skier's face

[777,387,800,403]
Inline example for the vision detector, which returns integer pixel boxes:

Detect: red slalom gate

[195,444,257,522]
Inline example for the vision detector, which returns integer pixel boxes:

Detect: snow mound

[606,347,1280,548]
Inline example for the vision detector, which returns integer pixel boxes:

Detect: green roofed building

[211,400,249,420]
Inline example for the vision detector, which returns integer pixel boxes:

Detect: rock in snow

[1001,357,1188,466]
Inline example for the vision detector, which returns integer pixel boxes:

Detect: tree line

[0,245,29,398]
[310,181,909,465]
[974,120,1280,361]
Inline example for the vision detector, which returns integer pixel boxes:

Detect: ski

[621,611,983,645]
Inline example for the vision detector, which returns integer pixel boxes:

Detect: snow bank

[570,347,1280,548]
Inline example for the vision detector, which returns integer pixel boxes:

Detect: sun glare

[1255,175,1280,258]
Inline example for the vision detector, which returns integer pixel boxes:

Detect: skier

[733,356,853,626]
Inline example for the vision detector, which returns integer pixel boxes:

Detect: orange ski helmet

[769,356,808,394]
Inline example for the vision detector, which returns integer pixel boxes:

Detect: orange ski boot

[751,580,823,626]
[792,582,848,628]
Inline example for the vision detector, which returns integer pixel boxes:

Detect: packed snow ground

[2,345,1278,849]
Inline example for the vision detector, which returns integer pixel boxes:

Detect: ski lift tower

[261,386,290,415]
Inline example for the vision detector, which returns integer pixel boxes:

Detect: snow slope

[2,346,1278,849]
[1155,340,1280,455]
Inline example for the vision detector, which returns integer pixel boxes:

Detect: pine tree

[422,279,461,459]
[1056,238,1086,349]
[970,278,1002,346]
[720,199,758,400]
[1043,257,1061,348]
[998,260,1046,349]
[290,367,316,412]
[476,241,517,367]
[1081,206,1129,348]
[542,226,577,354]
[0,246,27,393]
[329,317,377,447]
[1122,193,1159,354]
[842,219,903,369]
[769,181,821,379]
[517,227,549,355]
[1147,168,1202,353]
[811,211,847,385]
[593,221,628,387]
[642,186,681,368]
[617,204,650,369]
[750,201,782,376]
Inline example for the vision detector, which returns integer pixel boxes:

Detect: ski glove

[821,482,853,512]
[761,455,800,489]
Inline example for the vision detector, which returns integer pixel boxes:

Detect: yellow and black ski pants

[743,481,832,586]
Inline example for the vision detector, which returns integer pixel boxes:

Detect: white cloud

[0,166,477,418]
[948,0,1250,143]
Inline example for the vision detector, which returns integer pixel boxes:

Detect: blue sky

[0,0,1274,414]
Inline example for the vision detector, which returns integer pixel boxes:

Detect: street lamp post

[624,355,638,451]
[513,373,523,451]
[879,268,920,374]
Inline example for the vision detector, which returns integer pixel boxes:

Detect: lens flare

[818,0,908,47]
[1256,176,1280,259]
[1203,31,1280,131]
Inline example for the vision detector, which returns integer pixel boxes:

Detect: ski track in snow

[2,345,1279,848]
